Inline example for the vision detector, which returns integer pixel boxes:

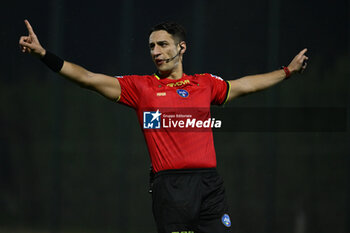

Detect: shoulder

[193,73,224,80]
[192,73,225,84]
[115,74,153,79]
[115,74,155,84]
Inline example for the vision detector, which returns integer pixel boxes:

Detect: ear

[179,41,187,55]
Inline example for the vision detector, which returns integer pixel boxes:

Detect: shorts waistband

[154,167,217,177]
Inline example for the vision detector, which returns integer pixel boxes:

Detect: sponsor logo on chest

[166,79,190,87]
[143,109,222,129]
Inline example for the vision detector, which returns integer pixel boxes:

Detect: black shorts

[151,168,232,233]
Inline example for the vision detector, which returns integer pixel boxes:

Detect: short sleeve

[207,74,231,105]
[116,75,140,109]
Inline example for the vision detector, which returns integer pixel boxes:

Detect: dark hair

[149,22,186,43]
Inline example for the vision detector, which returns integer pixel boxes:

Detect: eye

[159,42,168,47]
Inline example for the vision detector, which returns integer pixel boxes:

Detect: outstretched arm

[226,49,309,102]
[19,19,121,101]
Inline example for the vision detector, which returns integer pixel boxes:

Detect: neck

[158,62,183,80]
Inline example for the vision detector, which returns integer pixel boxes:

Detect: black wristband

[41,51,64,72]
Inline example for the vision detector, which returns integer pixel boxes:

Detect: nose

[151,45,161,58]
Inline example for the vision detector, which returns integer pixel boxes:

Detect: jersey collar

[153,72,188,83]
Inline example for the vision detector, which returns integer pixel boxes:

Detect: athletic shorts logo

[143,109,161,129]
[221,214,231,227]
[176,89,189,98]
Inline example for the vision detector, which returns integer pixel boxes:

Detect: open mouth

[155,59,165,66]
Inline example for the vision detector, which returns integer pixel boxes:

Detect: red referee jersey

[116,73,230,172]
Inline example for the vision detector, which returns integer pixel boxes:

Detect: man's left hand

[288,48,309,74]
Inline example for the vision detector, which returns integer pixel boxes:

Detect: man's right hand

[19,19,121,101]
[19,19,46,58]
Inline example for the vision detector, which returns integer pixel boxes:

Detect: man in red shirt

[19,20,308,233]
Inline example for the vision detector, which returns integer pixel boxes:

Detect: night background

[1,0,349,232]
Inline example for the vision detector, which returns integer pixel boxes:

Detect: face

[149,30,183,74]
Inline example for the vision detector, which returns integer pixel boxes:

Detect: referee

[19,20,308,233]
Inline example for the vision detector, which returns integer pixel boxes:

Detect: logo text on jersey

[167,79,190,87]
[143,109,222,130]
[157,92,166,96]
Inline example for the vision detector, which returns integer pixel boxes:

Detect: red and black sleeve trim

[219,81,231,105]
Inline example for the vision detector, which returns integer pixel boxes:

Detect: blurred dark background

[1,0,349,232]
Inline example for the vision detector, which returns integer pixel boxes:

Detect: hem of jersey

[221,81,231,105]
[154,167,217,177]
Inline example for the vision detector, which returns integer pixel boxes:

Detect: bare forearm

[227,69,286,101]
[237,69,286,93]
[39,50,104,90]
[37,49,92,87]
[19,20,120,101]
[59,60,121,100]
[226,49,309,102]
[59,60,93,87]
[40,52,120,100]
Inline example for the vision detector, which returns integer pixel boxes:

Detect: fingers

[302,57,308,67]
[19,36,31,46]
[299,48,307,56]
[288,48,309,74]
[19,36,33,53]
[24,19,35,35]
[298,48,308,72]
[299,55,309,74]
[19,20,41,54]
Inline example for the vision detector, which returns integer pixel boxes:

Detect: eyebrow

[149,40,169,47]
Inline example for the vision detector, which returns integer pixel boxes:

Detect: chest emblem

[176,89,189,98]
